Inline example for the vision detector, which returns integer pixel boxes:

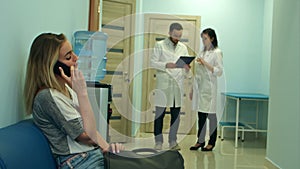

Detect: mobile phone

[53,61,71,77]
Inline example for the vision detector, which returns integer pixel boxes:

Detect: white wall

[266,0,300,168]
[0,0,89,128]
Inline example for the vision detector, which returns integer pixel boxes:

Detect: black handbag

[104,148,184,169]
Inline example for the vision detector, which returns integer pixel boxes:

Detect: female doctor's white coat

[150,38,189,107]
[192,48,223,113]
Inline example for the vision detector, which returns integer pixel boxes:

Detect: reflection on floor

[124,132,271,169]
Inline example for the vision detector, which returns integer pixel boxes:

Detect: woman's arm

[75,131,110,151]
[212,50,223,76]
[71,68,110,150]
[196,57,214,73]
[196,50,223,76]
[61,66,124,152]
[61,66,107,148]
[75,132,98,146]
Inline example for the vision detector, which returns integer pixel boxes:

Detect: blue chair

[0,119,56,169]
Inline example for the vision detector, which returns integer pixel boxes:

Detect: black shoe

[201,145,214,151]
[189,143,205,150]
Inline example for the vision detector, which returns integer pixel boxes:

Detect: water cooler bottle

[73,31,110,141]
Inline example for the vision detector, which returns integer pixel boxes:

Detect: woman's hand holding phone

[58,66,71,85]
[60,65,87,96]
[70,66,88,97]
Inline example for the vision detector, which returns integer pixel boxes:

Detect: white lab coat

[193,48,223,113]
[150,38,189,107]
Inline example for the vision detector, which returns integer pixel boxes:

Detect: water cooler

[73,31,111,141]
[73,31,108,81]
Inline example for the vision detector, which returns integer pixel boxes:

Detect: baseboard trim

[264,157,281,169]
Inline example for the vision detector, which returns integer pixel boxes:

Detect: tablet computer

[175,56,195,68]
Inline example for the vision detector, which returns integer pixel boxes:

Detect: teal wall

[0,0,89,128]
[266,0,300,168]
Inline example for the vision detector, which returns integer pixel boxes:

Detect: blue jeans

[56,148,104,169]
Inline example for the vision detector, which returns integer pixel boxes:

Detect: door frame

[89,0,100,31]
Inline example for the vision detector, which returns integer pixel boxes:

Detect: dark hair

[169,23,183,32]
[201,28,218,48]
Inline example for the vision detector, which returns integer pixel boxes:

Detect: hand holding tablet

[175,56,195,68]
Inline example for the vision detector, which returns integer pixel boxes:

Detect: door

[142,14,201,135]
[101,0,136,142]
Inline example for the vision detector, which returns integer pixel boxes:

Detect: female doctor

[189,28,223,151]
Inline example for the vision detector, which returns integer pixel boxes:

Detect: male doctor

[150,22,190,150]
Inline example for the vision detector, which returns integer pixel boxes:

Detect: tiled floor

[123,132,269,169]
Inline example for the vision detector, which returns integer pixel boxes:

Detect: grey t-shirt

[32,85,94,156]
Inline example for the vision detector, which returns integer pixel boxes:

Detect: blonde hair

[24,33,67,115]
